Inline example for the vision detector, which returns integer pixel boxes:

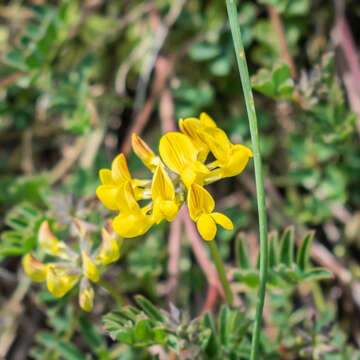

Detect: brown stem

[267,5,297,80]
[183,209,223,295]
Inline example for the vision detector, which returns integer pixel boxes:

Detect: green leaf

[189,42,221,61]
[235,233,251,269]
[268,231,279,268]
[78,316,104,354]
[134,295,165,322]
[135,319,153,341]
[302,268,333,281]
[233,270,259,288]
[219,306,229,345]
[279,226,295,266]
[56,341,85,360]
[296,231,314,272]
[252,62,294,99]
[4,50,28,71]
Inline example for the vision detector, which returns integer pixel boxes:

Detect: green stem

[98,279,125,306]
[225,1,268,359]
[208,239,233,305]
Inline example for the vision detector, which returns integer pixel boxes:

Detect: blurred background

[0,0,360,358]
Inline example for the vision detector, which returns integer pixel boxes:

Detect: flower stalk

[225,1,268,359]
[208,239,233,305]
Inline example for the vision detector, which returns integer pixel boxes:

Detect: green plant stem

[208,239,233,305]
[98,278,125,306]
[225,1,268,359]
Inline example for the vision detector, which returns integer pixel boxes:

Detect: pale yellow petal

[197,213,217,241]
[46,265,79,298]
[211,213,234,230]
[23,254,47,282]
[82,251,99,282]
[79,278,94,312]
[96,185,119,210]
[38,221,73,259]
[96,228,121,265]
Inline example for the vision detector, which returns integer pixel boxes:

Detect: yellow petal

[211,213,234,230]
[132,133,161,172]
[160,200,179,222]
[46,265,79,298]
[159,132,198,174]
[151,164,175,201]
[23,254,47,282]
[99,169,114,185]
[38,221,73,259]
[179,117,209,161]
[199,112,217,127]
[197,213,217,241]
[112,213,153,238]
[116,181,141,214]
[199,127,231,161]
[96,185,119,210]
[221,144,253,178]
[82,251,99,282]
[111,154,132,184]
[187,184,215,221]
[97,228,121,265]
[152,198,163,224]
[79,278,94,312]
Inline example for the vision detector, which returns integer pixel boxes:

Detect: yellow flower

[79,278,94,312]
[159,132,210,188]
[179,112,217,161]
[46,264,80,298]
[132,134,161,172]
[151,164,179,223]
[112,182,153,238]
[187,184,233,241]
[96,228,122,265]
[23,220,122,311]
[81,251,99,282]
[199,127,253,178]
[96,154,150,210]
[39,221,77,260]
[23,254,47,282]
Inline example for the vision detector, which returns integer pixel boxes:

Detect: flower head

[188,184,233,241]
[96,113,251,241]
[23,220,122,311]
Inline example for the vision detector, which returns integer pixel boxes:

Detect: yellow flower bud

[46,265,79,298]
[38,221,74,260]
[96,228,121,265]
[79,278,94,312]
[23,254,47,282]
[81,251,99,282]
[132,134,161,172]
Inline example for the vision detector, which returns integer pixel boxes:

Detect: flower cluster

[23,220,121,311]
[97,113,253,241]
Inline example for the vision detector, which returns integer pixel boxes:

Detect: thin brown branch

[267,5,298,80]
[121,56,175,155]
[183,209,223,295]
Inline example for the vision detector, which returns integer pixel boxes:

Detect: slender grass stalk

[225,1,268,359]
[98,278,125,306]
[208,239,234,305]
